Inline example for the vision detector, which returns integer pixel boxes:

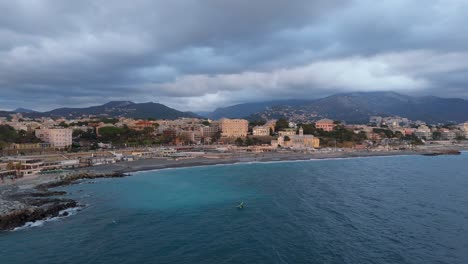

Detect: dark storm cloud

[0,0,467,111]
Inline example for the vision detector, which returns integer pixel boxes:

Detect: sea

[1,153,468,264]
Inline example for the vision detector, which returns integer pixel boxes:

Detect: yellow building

[8,143,52,150]
[219,118,248,138]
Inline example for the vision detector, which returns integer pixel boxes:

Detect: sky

[1,0,468,112]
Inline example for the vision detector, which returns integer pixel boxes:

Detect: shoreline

[1,148,465,231]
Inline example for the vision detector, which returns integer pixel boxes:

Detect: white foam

[12,206,84,231]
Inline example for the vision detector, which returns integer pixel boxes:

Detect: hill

[207,100,311,119]
[246,92,468,124]
[1,101,199,120]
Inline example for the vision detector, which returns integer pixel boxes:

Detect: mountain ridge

[1,101,199,120]
[244,92,468,123]
[1,92,468,123]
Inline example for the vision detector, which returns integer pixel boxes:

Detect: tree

[249,120,266,127]
[0,125,19,143]
[6,161,15,170]
[59,121,69,128]
[372,128,394,138]
[357,131,368,141]
[235,137,244,146]
[300,123,316,135]
[432,131,442,140]
[284,136,291,142]
[100,118,119,124]
[143,127,155,137]
[394,131,404,139]
[202,120,210,126]
[275,118,289,131]
[213,131,222,143]
[15,162,22,177]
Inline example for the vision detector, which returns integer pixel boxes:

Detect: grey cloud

[0,0,467,111]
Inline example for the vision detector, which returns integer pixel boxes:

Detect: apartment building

[35,128,73,148]
[315,119,335,132]
[219,118,248,138]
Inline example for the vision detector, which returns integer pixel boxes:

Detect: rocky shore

[0,172,125,231]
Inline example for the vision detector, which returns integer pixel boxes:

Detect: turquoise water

[1,154,468,263]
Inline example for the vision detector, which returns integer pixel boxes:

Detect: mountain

[246,92,468,124]
[13,108,37,113]
[0,101,199,120]
[207,100,312,119]
[2,92,468,123]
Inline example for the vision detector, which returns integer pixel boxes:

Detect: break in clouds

[1,0,468,111]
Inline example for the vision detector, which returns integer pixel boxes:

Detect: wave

[12,206,84,231]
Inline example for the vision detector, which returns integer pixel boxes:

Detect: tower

[299,126,304,136]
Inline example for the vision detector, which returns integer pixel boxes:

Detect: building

[7,158,44,177]
[201,125,219,138]
[315,119,335,132]
[463,122,468,131]
[252,126,270,136]
[219,118,248,138]
[440,129,456,140]
[278,128,296,137]
[369,116,382,126]
[7,143,52,150]
[264,120,277,131]
[131,120,154,130]
[273,127,320,149]
[414,125,432,140]
[35,128,73,148]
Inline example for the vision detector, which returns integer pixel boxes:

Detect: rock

[0,200,77,231]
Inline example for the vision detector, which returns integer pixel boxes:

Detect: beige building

[252,126,270,136]
[278,128,296,137]
[463,122,468,131]
[273,127,320,149]
[35,128,73,148]
[219,118,249,138]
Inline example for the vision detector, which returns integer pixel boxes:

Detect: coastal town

[1,112,467,182]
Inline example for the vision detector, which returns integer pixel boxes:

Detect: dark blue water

[1,153,468,264]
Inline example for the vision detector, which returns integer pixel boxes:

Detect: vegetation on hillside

[0,125,42,149]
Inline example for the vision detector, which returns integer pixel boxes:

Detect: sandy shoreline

[79,148,466,175]
[1,148,466,231]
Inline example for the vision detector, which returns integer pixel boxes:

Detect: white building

[414,125,432,140]
[463,122,468,132]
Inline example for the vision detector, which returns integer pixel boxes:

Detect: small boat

[237,201,244,209]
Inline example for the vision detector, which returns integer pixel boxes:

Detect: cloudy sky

[1,0,468,112]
